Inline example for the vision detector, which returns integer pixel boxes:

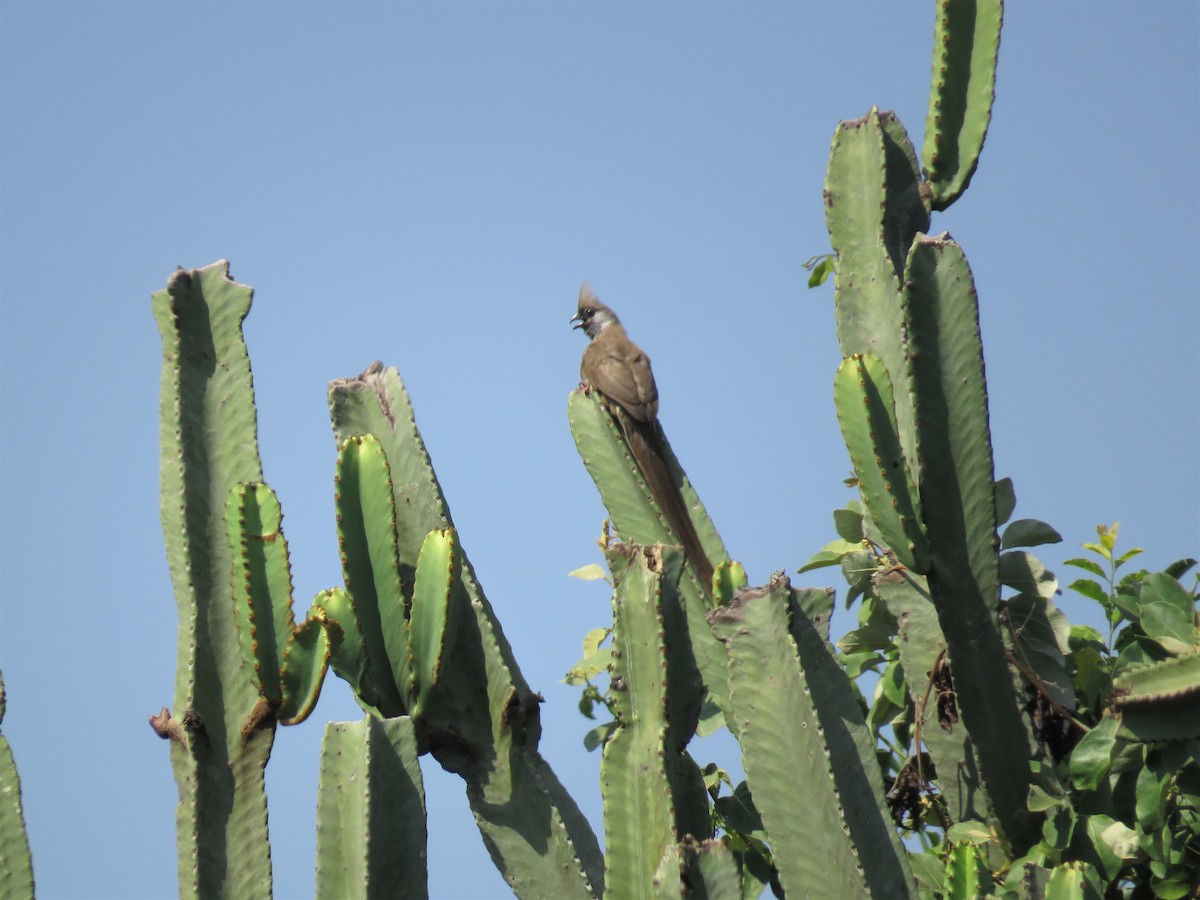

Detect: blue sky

[1,2,1196,898]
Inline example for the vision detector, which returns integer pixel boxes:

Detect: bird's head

[571,281,619,339]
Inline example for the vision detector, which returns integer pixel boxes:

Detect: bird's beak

[570,311,584,329]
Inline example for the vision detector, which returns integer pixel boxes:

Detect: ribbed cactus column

[709,575,914,897]
[0,672,34,900]
[568,390,735,732]
[151,261,273,899]
[327,363,603,899]
[315,716,427,899]
[600,543,709,898]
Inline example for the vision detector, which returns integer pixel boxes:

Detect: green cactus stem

[312,587,382,713]
[275,612,336,725]
[824,107,931,469]
[708,573,915,897]
[407,528,460,719]
[875,569,992,830]
[316,716,427,899]
[568,388,734,733]
[834,353,929,571]
[903,234,1040,852]
[601,544,709,899]
[0,672,34,900]
[334,434,410,715]
[922,0,1003,210]
[152,261,273,899]
[1112,654,1200,742]
[225,481,337,727]
[328,362,602,899]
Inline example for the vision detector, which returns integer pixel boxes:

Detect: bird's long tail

[617,409,715,593]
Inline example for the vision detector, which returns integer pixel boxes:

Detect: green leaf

[797,539,860,573]
[1068,717,1119,791]
[994,477,1016,526]
[1082,814,1122,880]
[1136,573,1197,655]
[880,659,908,708]
[695,693,726,738]
[1098,820,1139,862]
[1082,541,1112,562]
[906,851,944,893]
[806,254,836,288]
[1068,578,1108,605]
[1001,518,1063,549]
[568,563,608,581]
[1065,557,1106,579]
[834,507,864,543]
[565,647,612,683]
[583,721,616,752]
[1027,782,1066,812]
[1163,557,1198,580]
[945,820,993,845]
[581,627,610,658]
[1114,547,1145,568]
[999,551,1058,600]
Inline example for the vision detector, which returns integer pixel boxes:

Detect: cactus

[327,363,603,898]
[569,389,735,732]
[922,0,1003,209]
[139,4,1198,898]
[0,671,34,900]
[708,574,915,896]
[834,353,928,572]
[822,0,1045,853]
[600,544,709,898]
[151,261,274,899]
[315,716,427,898]
[225,482,338,726]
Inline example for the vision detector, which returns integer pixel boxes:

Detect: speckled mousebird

[571,281,714,591]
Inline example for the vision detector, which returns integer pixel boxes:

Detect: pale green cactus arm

[312,587,383,713]
[709,574,915,897]
[601,545,685,897]
[834,353,929,572]
[568,389,734,732]
[903,235,1039,850]
[0,672,34,900]
[922,0,1003,210]
[334,434,410,714]
[875,569,991,829]
[151,261,273,899]
[316,716,427,899]
[275,612,336,725]
[653,839,742,900]
[225,482,337,726]
[824,108,930,469]
[226,482,297,708]
[407,528,460,719]
[601,544,710,899]
[328,362,602,899]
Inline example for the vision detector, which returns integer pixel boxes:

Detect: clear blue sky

[1,2,1196,898]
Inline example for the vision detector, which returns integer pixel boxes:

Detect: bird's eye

[584,307,594,317]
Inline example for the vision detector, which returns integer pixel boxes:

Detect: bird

[571,281,715,592]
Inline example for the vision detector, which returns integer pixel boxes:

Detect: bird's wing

[593,349,658,421]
